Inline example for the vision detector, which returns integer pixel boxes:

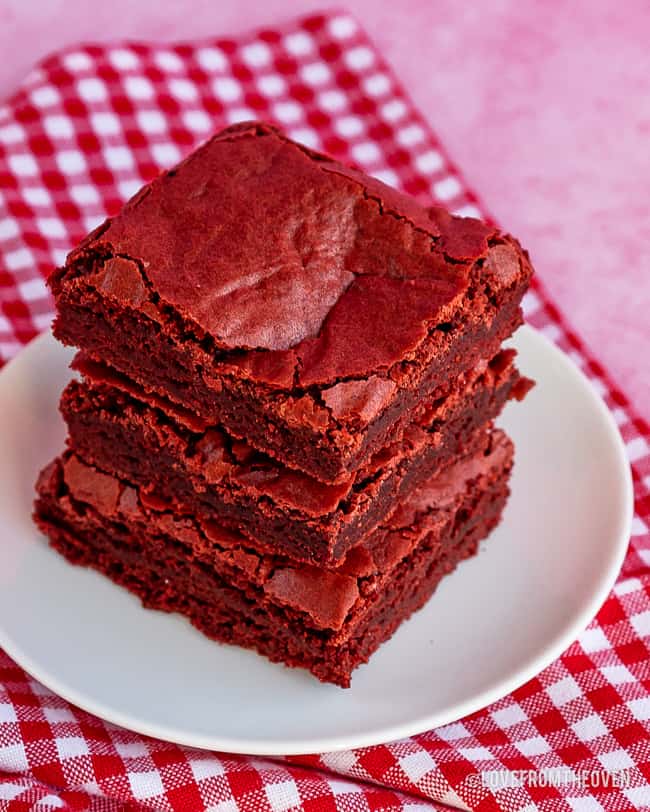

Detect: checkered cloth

[1,10,649,812]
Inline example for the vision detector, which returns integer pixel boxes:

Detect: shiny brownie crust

[49,121,533,483]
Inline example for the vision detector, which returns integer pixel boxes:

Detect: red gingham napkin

[1,10,650,812]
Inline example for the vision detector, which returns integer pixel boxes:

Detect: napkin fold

[1,10,649,812]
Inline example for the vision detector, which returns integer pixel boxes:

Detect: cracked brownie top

[52,121,528,389]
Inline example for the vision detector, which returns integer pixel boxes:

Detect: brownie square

[34,430,514,687]
[49,121,533,483]
[61,349,528,564]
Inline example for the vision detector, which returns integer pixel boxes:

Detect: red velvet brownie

[61,349,528,564]
[34,430,513,687]
[35,119,534,685]
[49,121,533,483]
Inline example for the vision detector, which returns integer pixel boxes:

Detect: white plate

[0,326,633,755]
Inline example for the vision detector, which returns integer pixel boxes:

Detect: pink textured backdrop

[1,0,648,419]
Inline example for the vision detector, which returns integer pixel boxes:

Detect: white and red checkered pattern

[1,10,649,812]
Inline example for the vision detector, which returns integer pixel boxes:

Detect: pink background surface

[1,0,648,419]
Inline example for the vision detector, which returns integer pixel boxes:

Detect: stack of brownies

[35,122,533,687]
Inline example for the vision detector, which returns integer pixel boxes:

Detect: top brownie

[50,121,533,483]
